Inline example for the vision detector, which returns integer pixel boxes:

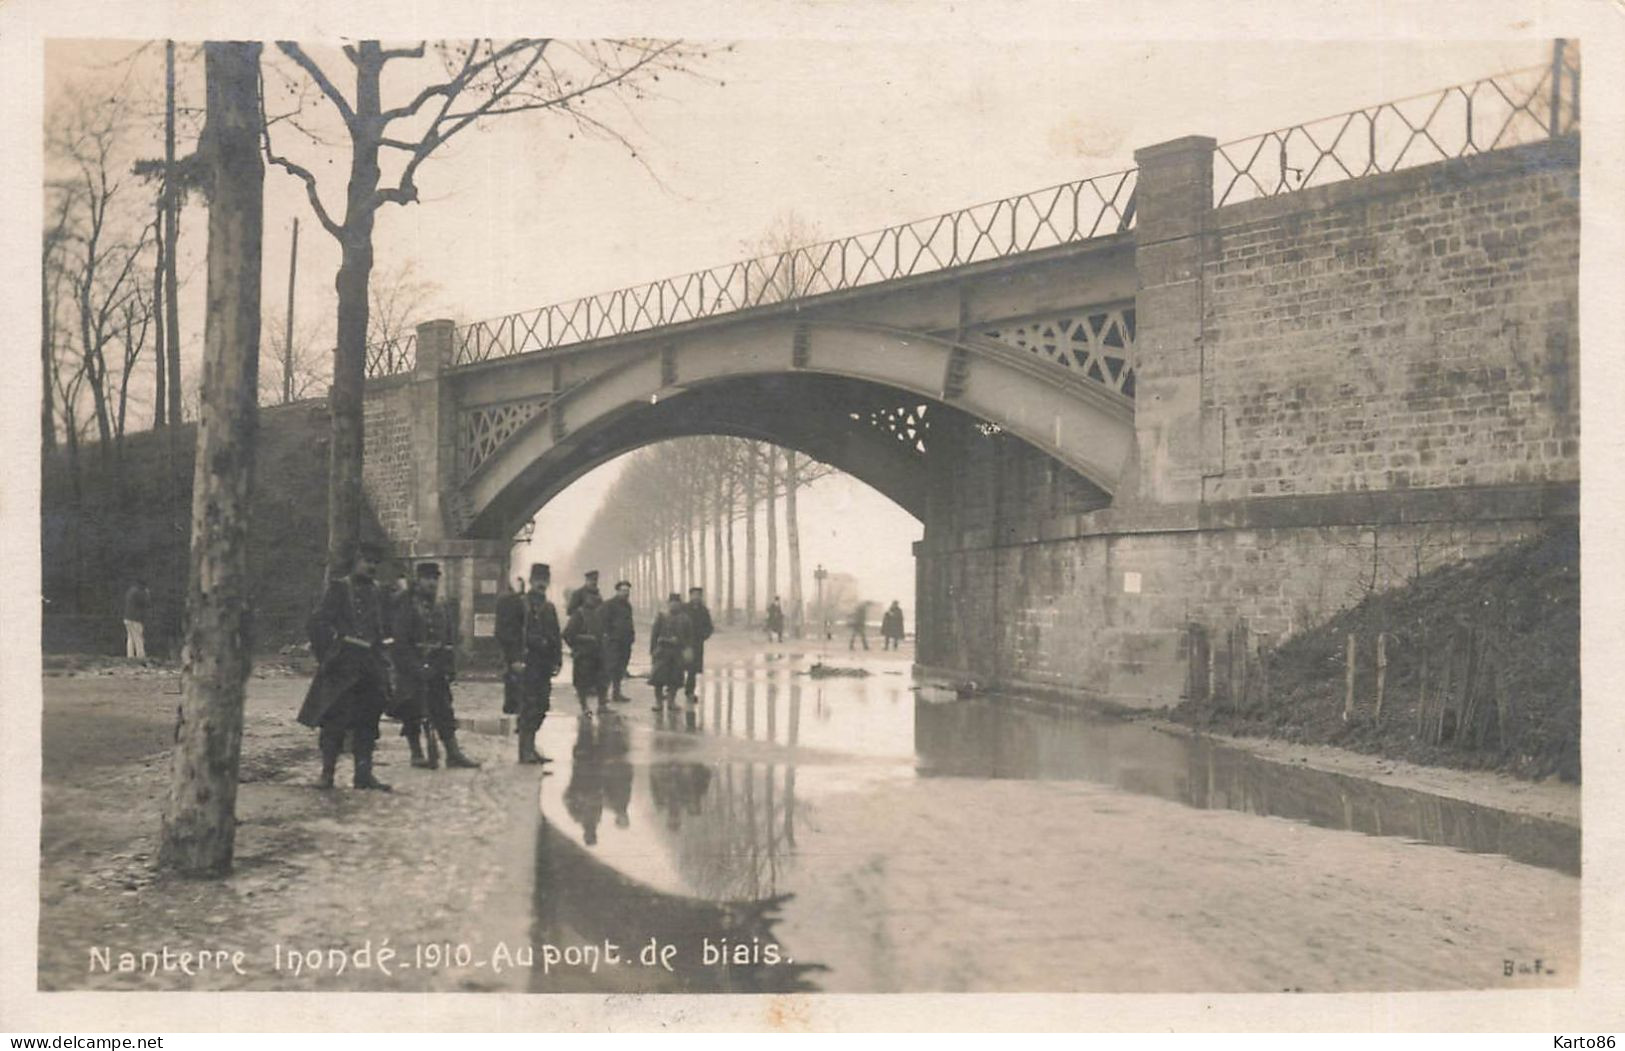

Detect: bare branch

[259,71,345,239]
[275,42,357,129]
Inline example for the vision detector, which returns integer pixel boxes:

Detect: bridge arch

[453,319,1135,540]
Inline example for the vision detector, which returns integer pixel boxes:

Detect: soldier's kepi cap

[616,580,632,589]
[529,562,551,581]
[415,562,441,578]
[585,570,600,580]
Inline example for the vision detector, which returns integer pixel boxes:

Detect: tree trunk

[725,473,736,624]
[164,40,183,429]
[713,476,724,619]
[41,264,57,454]
[159,40,264,877]
[766,446,778,614]
[785,449,804,637]
[152,203,167,428]
[697,489,708,597]
[325,46,384,573]
[744,444,757,625]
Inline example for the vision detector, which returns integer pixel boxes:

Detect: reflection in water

[529,654,1576,994]
[914,699,1580,876]
[530,704,822,992]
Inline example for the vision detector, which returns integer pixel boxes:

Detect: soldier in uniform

[497,562,561,766]
[297,541,395,791]
[648,592,692,713]
[603,580,636,703]
[563,585,610,716]
[393,562,480,770]
[566,569,601,617]
[683,586,715,704]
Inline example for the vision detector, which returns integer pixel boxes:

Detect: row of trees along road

[566,438,833,635]
[94,38,717,876]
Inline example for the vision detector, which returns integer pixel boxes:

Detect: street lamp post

[814,564,829,643]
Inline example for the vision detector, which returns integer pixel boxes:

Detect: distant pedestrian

[684,586,715,703]
[848,601,871,651]
[765,597,785,643]
[122,578,150,659]
[881,601,905,650]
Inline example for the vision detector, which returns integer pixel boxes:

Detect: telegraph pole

[283,216,299,403]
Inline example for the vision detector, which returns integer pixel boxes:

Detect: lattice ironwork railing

[365,333,416,377]
[980,306,1137,398]
[459,397,550,476]
[1215,47,1580,208]
[420,168,1139,375]
[362,49,1580,381]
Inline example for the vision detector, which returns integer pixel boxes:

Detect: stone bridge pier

[361,124,1579,700]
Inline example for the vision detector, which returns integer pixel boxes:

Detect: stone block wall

[361,377,418,542]
[1202,141,1579,500]
[917,136,1579,707]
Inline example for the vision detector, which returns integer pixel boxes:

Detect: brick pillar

[411,319,458,542]
[1131,135,1215,506]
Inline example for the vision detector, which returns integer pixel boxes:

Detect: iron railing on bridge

[1214,46,1580,207]
[361,46,1580,379]
[441,167,1139,370]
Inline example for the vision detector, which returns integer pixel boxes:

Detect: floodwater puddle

[523,651,1578,991]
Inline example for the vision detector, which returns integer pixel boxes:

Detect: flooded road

[524,645,1579,993]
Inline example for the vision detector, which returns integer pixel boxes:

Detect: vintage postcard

[2,0,1621,1034]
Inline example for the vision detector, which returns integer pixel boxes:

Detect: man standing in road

[881,600,906,650]
[603,580,636,703]
[498,562,561,766]
[649,592,692,713]
[297,542,394,791]
[567,568,601,617]
[684,586,715,705]
[393,562,479,771]
[564,585,611,717]
[765,597,785,644]
[122,578,150,660]
[848,600,871,651]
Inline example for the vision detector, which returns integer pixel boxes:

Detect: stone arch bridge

[360,59,1580,705]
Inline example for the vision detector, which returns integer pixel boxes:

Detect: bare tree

[160,40,265,877]
[48,88,156,457]
[260,39,711,573]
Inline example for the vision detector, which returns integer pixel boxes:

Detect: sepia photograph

[4,0,1621,1034]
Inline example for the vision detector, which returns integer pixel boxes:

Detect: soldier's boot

[353,744,393,792]
[406,729,437,769]
[316,729,343,789]
[517,718,543,765]
[443,731,481,769]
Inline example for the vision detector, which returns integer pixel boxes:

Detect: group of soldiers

[293,543,721,787]
[494,561,716,768]
[295,542,479,793]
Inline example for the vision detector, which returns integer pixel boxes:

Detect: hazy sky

[42,35,1556,615]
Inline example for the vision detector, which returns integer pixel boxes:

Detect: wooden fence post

[1374,632,1388,722]
[1344,633,1357,722]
